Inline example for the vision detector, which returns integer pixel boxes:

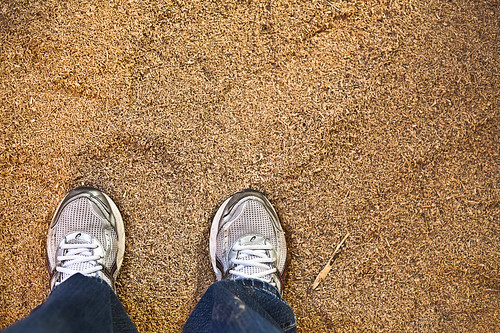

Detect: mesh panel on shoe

[55,198,118,270]
[216,199,287,273]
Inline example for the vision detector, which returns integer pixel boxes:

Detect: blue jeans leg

[3,273,137,333]
[183,279,297,333]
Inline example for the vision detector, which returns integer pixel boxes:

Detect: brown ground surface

[0,0,498,331]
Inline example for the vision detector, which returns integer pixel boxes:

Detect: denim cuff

[233,278,281,299]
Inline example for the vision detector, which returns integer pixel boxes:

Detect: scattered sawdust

[1,0,498,332]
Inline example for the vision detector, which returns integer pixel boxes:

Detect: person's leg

[3,187,137,333]
[184,279,296,333]
[4,274,136,333]
[184,190,297,333]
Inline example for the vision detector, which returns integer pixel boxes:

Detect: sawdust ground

[0,0,498,331]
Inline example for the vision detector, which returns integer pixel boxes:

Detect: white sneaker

[47,187,125,291]
[209,190,288,294]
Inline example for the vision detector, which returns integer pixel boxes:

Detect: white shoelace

[56,243,103,279]
[229,243,277,285]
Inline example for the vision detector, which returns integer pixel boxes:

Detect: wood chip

[312,232,350,290]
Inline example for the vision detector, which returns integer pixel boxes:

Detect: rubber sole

[209,196,231,280]
[101,191,125,280]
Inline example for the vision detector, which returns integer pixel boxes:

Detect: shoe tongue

[232,235,273,282]
[66,231,92,244]
[239,234,267,247]
[60,232,97,281]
